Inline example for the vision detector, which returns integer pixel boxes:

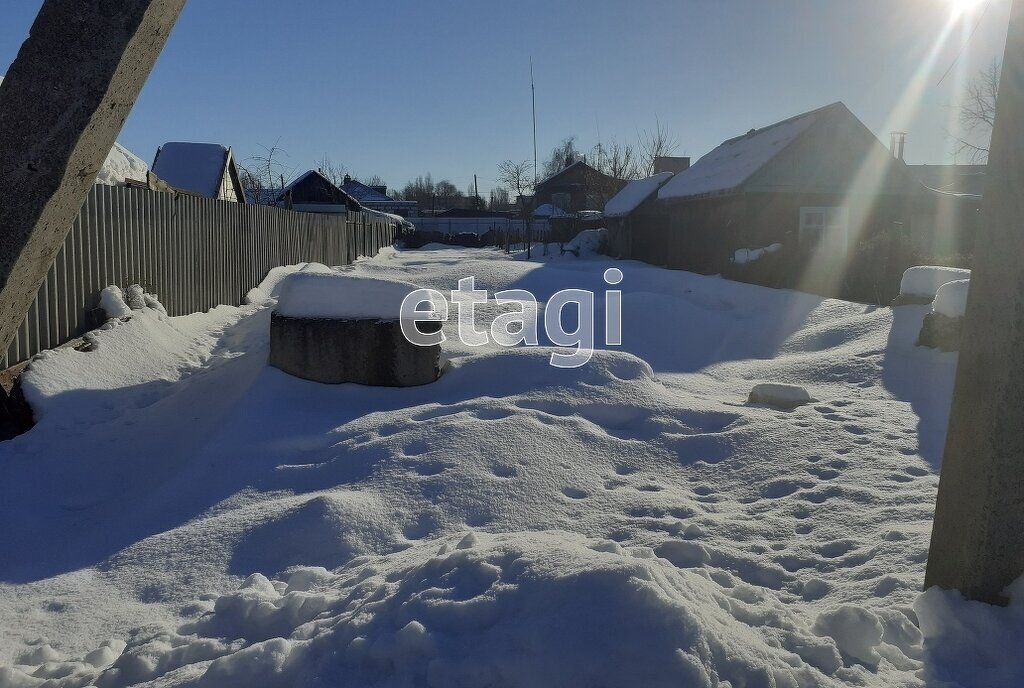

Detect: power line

[937,0,995,87]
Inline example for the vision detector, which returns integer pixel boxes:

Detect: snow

[659,107,825,200]
[94,143,150,187]
[899,266,971,300]
[0,245,1001,687]
[932,279,970,319]
[748,382,812,409]
[533,203,569,218]
[275,272,441,321]
[151,142,229,198]
[733,243,782,265]
[563,228,608,257]
[604,172,673,218]
[914,574,1024,688]
[98,286,133,320]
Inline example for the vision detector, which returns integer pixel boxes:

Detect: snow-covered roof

[604,172,674,218]
[96,143,149,187]
[152,142,232,198]
[659,104,840,201]
[341,178,394,203]
[533,203,570,218]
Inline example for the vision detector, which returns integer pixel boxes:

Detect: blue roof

[341,178,394,203]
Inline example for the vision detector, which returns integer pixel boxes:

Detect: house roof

[658,103,843,201]
[275,170,361,208]
[604,172,674,218]
[152,142,237,199]
[341,177,394,203]
[535,159,621,189]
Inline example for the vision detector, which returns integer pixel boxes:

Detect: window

[799,207,848,256]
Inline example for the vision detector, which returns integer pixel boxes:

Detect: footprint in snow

[561,487,589,500]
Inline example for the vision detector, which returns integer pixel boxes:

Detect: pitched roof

[604,172,674,218]
[658,103,842,201]
[274,170,361,208]
[341,178,394,203]
[152,142,235,198]
[535,159,621,189]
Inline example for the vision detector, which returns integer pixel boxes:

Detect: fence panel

[3,186,399,367]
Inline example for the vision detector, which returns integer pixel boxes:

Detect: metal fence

[410,216,550,237]
[2,184,400,368]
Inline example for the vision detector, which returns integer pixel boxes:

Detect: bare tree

[362,174,387,188]
[542,137,581,179]
[240,141,294,204]
[497,159,538,257]
[592,139,640,180]
[953,60,1000,163]
[394,173,434,206]
[316,154,348,186]
[434,180,463,209]
[489,187,511,211]
[637,118,680,177]
[497,159,535,212]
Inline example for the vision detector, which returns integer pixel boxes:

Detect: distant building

[340,175,418,217]
[653,102,912,274]
[274,170,362,214]
[908,164,986,257]
[603,172,676,258]
[533,160,627,213]
[152,142,246,202]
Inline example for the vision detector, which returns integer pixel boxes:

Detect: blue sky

[0,0,1011,195]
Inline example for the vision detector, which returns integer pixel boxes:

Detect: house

[274,170,362,214]
[653,102,912,276]
[533,160,627,214]
[151,142,246,202]
[603,171,676,258]
[908,164,985,257]
[340,175,418,217]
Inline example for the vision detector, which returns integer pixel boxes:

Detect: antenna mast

[531,57,538,186]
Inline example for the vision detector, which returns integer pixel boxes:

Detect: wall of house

[218,164,238,203]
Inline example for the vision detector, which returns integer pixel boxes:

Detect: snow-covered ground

[0,245,1017,687]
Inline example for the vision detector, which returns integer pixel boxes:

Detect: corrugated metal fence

[3,184,399,368]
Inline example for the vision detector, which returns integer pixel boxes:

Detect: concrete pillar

[0,0,185,354]
[925,0,1024,603]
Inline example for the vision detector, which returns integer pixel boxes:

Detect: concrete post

[0,0,185,355]
[925,0,1024,603]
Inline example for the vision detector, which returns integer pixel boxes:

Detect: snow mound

[604,172,674,218]
[915,575,1024,687]
[733,243,782,265]
[99,284,167,320]
[275,273,441,321]
[563,228,608,257]
[244,263,333,307]
[25,531,881,687]
[932,279,970,319]
[899,266,970,300]
[95,143,149,187]
[748,382,812,409]
[533,203,569,218]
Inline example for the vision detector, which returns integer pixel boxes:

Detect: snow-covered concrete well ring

[269,272,443,386]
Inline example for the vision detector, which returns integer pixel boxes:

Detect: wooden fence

[2,184,400,367]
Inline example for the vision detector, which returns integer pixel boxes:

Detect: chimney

[889,132,907,161]
[654,156,691,175]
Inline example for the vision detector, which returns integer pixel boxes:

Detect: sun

[949,0,985,18]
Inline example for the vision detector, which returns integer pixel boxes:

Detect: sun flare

[949,0,985,18]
